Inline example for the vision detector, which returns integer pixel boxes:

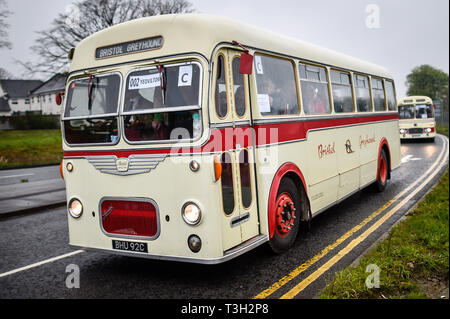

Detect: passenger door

[214,49,260,252]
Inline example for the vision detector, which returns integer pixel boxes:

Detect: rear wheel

[269,178,302,254]
[375,149,388,192]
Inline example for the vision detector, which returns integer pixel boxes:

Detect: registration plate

[112,240,148,253]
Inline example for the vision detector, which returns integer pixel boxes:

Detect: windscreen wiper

[158,65,166,105]
[87,75,97,113]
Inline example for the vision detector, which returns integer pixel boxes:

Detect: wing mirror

[232,40,253,75]
[56,92,65,105]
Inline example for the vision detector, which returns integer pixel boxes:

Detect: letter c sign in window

[178,65,193,87]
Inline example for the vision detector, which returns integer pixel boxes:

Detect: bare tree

[0,0,11,50]
[19,0,194,77]
[0,67,13,79]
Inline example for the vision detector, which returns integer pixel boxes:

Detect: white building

[29,73,67,115]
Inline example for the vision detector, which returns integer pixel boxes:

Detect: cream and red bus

[398,96,436,141]
[60,14,401,264]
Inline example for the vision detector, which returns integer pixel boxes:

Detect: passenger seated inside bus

[258,78,290,115]
[303,83,328,114]
[123,63,201,142]
[127,89,154,110]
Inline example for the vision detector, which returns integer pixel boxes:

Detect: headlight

[68,198,83,218]
[182,202,202,225]
[399,129,406,134]
[425,128,432,133]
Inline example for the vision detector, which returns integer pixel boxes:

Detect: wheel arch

[267,162,310,238]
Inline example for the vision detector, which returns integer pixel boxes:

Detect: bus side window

[372,78,386,111]
[330,69,354,113]
[239,149,252,209]
[255,55,299,116]
[232,57,246,117]
[354,74,372,112]
[299,63,331,115]
[215,55,228,118]
[221,152,235,215]
[385,80,396,111]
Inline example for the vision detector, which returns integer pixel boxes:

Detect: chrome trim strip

[62,71,123,121]
[253,112,397,125]
[86,154,167,176]
[98,197,161,241]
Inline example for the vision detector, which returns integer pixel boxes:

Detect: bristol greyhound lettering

[95,36,163,59]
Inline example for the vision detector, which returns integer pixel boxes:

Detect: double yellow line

[254,135,449,299]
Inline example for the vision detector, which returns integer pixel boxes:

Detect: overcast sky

[0,0,448,98]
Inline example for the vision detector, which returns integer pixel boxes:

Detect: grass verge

[0,129,62,169]
[437,125,449,137]
[319,169,449,299]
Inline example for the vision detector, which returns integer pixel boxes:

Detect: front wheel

[375,149,388,192]
[269,178,302,254]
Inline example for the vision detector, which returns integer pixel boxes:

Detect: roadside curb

[0,200,67,220]
[0,162,60,171]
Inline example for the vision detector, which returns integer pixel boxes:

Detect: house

[0,79,43,115]
[29,73,67,115]
[0,96,10,116]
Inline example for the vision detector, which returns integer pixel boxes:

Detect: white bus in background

[59,14,401,264]
[398,96,436,142]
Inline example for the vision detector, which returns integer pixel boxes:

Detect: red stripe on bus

[63,114,398,158]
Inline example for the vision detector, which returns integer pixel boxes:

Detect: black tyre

[268,178,302,254]
[375,149,388,192]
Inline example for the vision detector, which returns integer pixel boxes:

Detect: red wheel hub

[275,193,296,237]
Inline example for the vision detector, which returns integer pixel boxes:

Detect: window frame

[213,53,230,120]
[231,55,249,119]
[371,76,387,112]
[384,79,397,111]
[237,148,253,210]
[353,73,373,113]
[121,61,203,116]
[62,71,123,121]
[220,151,237,216]
[330,68,355,114]
[254,53,301,117]
[298,61,332,116]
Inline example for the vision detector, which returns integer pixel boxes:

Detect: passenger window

[354,74,372,112]
[239,149,252,209]
[232,57,246,117]
[255,55,299,116]
[221,152,235,215]
[385,80,397,111]
[215,55,228,118]
[330,70,354,113]
[372,78,386,111]
[299,63,331,115]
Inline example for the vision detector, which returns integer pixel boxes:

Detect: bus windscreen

[415,104,433,119]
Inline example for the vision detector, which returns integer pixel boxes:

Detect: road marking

[0,250,85,279]
[254,134,448,299]
[401,154,421,163]
[0,173,34,180]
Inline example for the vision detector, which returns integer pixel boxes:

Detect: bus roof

[69,14,393,79]
[398,96,433,105]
